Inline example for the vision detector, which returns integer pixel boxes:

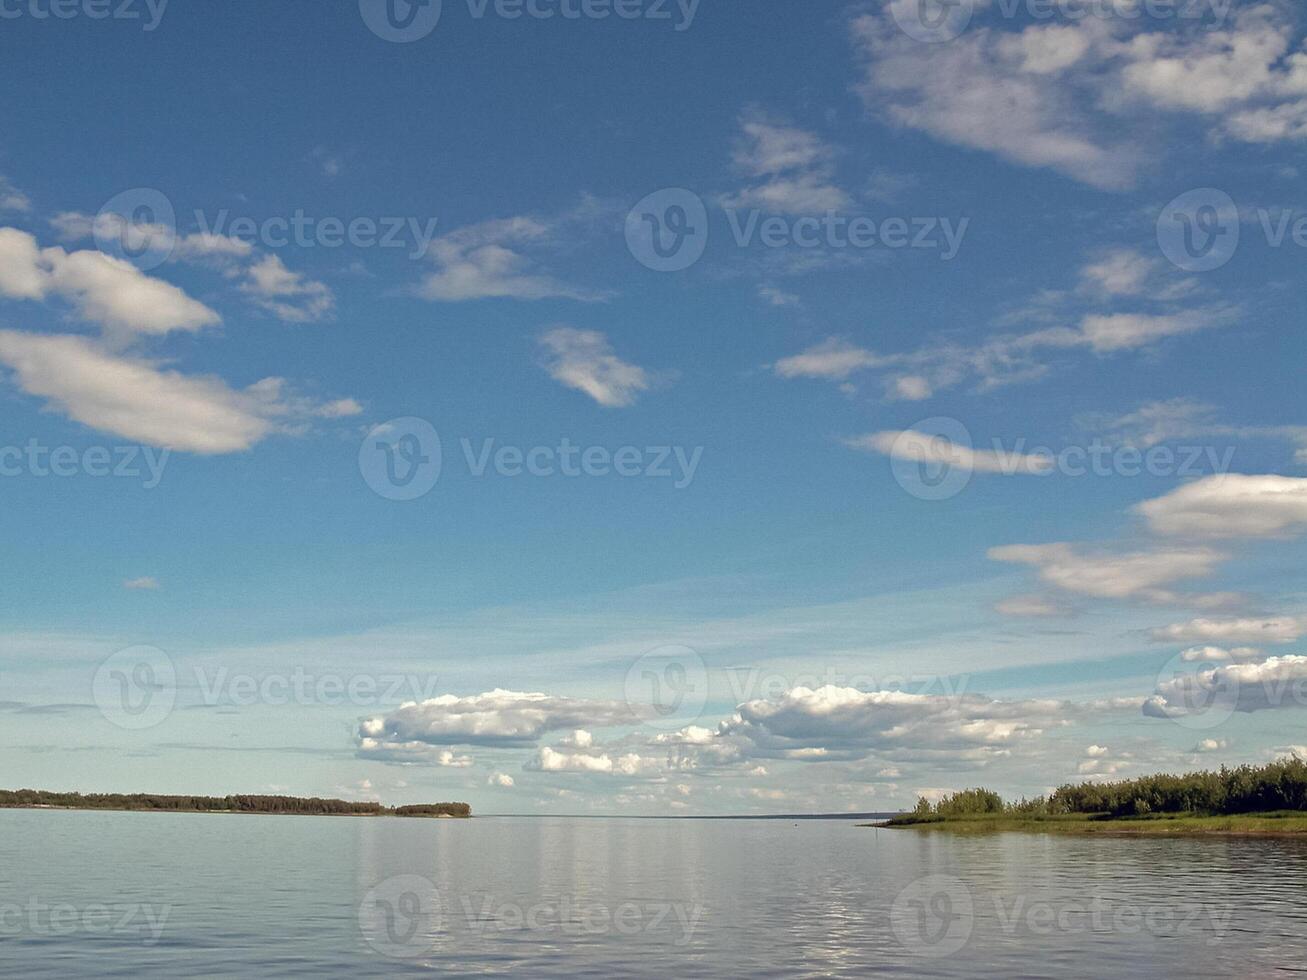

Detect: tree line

[0,789,471,818]
[905,757,1307,820]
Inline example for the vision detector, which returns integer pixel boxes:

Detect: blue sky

[2,0,1307,813]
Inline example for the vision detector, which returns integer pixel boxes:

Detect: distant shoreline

[0,790,471,819]
[866,811,1307,836]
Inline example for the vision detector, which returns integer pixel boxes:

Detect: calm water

[1,809,1305,977]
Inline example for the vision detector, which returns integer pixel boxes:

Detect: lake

[1,809,1304,977]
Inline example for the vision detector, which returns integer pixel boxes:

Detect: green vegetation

[0,789,470,818]
[880,758,1307,835]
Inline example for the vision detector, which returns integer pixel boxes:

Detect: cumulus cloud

[0,227,219,341]
[1149,615,1307,646]
[538,327,651,407]
[526,745,657,776]
[241,254,334,323]
[989,542,1227,604]
[357,690,635,751]
[1181,645,1265,662]
[724,112,850,214]
[0,332,350,454]
[1144,654,1307,717]
[0,175,31,213]
[846,429,1055,475]
[123,577,160,591]
[772,267,1227,400]
[418,216,608,302]
[1137,474,1307,539]
[852,4,1307,189]
[1085,399,1307,464]
[488,772,515,788]
[716,685,1087,763]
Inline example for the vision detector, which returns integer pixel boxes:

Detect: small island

[0,789,470,819]
[873,757,1307,835]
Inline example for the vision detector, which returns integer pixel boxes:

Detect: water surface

[1,809,1303,977]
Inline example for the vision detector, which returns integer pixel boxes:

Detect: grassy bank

[869,811,1307,835]
[867,758,1307,835]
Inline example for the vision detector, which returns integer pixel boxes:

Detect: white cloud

[847,429,1056,475]
[1181,645,1265,662]
[1137,474,1307,539]
[1195,738,1227,752]
[241,254,334,323]
[538,327,651,408]
[0,175,31,213]
[1144,654,1307,717]
[995,594,1067,618]
[0,331,346,454]
[357,689,635,750]
[725,113,850,214]
[1086,400,1307,464]
[123,577,160,591]
[0,228,220,340]
[853,11,1139,189]
[718,685,1100,762]
[852,5,1307,189]
[758,284,799,307]
[526,746,656,776]
[419,216,607,302]
[488,772,515,788]
[773,339,884,381]
[989,542,1226,604]
[1149,615,1307,646]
